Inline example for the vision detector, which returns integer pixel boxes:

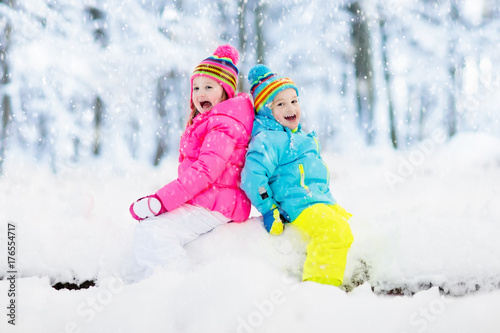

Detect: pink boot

[129,195,167,221]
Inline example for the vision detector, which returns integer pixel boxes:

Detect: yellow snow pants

[291,203,353,287]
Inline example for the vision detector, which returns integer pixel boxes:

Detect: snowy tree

[347,1,376,145]
[0,0,13,174]
[0,0,499,172]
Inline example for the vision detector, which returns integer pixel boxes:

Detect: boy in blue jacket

[241,65,354,287]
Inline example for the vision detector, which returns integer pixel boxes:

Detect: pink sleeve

[155,117,238,211]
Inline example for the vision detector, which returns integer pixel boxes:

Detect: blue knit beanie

[248,65,299,117]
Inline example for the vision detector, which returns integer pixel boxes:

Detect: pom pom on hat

[248,64,272,85]
[213,44,239,66]
[248,65,299,115]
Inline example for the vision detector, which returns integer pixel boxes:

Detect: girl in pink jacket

[129,45,254,276]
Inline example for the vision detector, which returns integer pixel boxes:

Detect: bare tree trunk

[1,95,11,173]
[217,0,231,42]
[153,72,172,166]
[0,2,13,173]
[92,96,103,156]
[418,88,433,141]
[254,2,266,64]
[153,70,185,166]
[237,0,247,92]
[447,40,458,138]
[379,17,397,149]
[446,0,459,138]
[347,1,375,144]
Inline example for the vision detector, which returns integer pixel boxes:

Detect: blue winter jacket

[241,114,336,222]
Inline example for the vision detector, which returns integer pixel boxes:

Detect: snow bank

[1,132,500,332]
[335,132,500,295]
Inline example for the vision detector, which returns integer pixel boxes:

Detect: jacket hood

[252,112,302,135]
[203,93,255,136]
[252,113,302,152]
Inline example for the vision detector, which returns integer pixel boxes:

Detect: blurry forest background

[0,0,499,174]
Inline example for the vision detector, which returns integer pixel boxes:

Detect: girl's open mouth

[200,101,212,109]
[284,115,296,121]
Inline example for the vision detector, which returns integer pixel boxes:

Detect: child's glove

[262,207,290,236]
[129,194,167,221]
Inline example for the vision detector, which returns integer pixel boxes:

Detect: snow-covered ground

[1,131,500,333]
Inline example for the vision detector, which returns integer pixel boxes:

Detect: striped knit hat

[190,44,239,110]
[248,65,299,116]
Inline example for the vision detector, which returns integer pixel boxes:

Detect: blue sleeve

[241,133,279,214]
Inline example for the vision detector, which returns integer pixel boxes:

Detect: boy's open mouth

[284,115,296,121]
[200,101,212,109]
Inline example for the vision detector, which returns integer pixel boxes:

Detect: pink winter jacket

[156,93,255,222]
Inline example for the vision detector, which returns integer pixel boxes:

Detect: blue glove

[262,207,290,235]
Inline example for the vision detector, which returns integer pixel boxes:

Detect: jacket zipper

[298,164,310,193]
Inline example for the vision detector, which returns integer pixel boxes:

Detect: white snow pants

[133,204,230,274]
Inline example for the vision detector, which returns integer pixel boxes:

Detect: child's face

[192,76,225,113]
[270,88,301,130]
